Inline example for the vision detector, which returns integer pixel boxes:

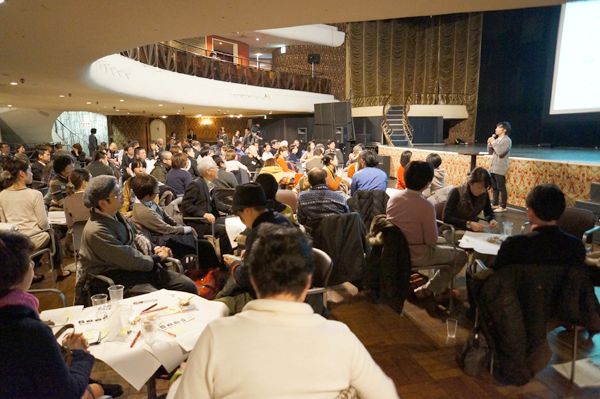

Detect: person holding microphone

[487,121,512,213]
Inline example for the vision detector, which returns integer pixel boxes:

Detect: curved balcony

[120,43,331,95]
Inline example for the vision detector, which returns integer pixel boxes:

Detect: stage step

[590,182,600,202]
[392,139,410,146]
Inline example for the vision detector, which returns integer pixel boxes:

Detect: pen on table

[130,331,141,348]
[133,299,158,305]
[141,303,157,313]
[160,329,176,337]
[141,306,168,315]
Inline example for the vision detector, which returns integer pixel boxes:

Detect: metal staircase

[381,105,413,147]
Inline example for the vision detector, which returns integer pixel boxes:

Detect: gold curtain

[347,14,483,142]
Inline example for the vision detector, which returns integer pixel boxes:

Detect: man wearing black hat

[220,183,293,299]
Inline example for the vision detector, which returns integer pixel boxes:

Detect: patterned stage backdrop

[347,14,483,143]
[379,146,600,207]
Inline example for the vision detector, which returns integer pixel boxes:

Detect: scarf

[0,289,39,315]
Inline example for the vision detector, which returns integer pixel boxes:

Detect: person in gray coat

[78,175,197,294]
[487,121,512,212]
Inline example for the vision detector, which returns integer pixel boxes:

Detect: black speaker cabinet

[376,155,391,176]
[308,54,321,64]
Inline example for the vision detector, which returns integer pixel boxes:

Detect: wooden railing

[120,43,331,95]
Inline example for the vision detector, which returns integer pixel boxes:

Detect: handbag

[194,267,223,300]
[456,310,491,376]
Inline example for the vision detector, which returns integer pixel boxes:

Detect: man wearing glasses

[78,175,197,301]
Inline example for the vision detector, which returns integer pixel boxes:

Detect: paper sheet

[553,358,600,387]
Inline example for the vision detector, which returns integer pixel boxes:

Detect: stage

[378,144,600,208]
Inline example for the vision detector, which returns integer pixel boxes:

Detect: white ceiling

[0,0,563,120]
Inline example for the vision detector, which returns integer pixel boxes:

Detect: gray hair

[83,175,118,209]
[159,151,172,161]
[196,156,217,176]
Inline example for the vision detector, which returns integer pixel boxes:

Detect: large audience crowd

[0,124,598,398]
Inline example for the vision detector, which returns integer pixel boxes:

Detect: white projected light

[550,0,600,114]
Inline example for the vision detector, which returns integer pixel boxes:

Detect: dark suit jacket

[181,177,217,220]
[493,225,585,270]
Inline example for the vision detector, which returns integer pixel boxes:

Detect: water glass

[141,315,158,345]
[118,304,133,336]
[503,221,514,237]
[90,293,108,306]
[446,318,458,339]
[108,285,124,302]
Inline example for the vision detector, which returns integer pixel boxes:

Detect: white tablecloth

[458,231,503,256]
[41,289,228,390]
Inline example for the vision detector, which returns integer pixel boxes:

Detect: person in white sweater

[172,224,399,399]
[0,158,66,280]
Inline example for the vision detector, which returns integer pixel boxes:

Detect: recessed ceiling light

[86,101,92,105]
[115,109,120,112]
[255,37,260,41]
[161,115,167,119]
[195,114,203,118]
[158,104,163,107]
[9,82,18,86]
[219,42,223,45]
[59,94,65,98]
[119,99,125,102]
[7,104,12,108]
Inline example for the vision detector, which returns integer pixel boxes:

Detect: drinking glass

[446,318,458,339]
[108,285,124,302]
[90,294,108,320]
[503,221,514,237]
[141,315,158,345]
[118,304,133,336]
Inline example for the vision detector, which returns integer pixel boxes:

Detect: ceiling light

[158,104,163,107]
[59,94,65,98]
[255,37,260,41]
[200,118,213,125]
[219,42,223,45]
[119,99,125,102]
[7,104,12,108]
[115,109,120,112]
[161,115,167,119]
[237,114,242,118]
[195,114,203,118]
[0,1,6,4]
[9,82,18,86]
[280,46,286,54]
[86,101,92,105]
[256,53,262,57]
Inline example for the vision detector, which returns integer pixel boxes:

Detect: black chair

[305,248,333,315]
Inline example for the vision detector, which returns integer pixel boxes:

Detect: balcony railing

[120,43,331,95]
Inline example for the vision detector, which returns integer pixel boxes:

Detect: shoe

[56,270,72,281]
[32,274,44,284]
[89,379,124,398]
[493,207,507,213]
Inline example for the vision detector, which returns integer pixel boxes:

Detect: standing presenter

[487,121,512,212]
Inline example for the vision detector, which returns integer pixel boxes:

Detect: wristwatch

[466,221,471,230]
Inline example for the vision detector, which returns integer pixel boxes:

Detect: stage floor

[410,144,600,165]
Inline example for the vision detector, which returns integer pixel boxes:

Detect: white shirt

[172,299,398,399]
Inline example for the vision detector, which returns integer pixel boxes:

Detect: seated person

[258,157,287,184]
[64,168,92,227]
[443,167,497,239]
[224,148,249,173]
[120,160,153,217]
[493,184,586,270]
[395,150,412,189]
[0,231,103,399]
[0,158,66,281]
[181,157,232,255]
[172,224,398,399]
[305,146,324,171]
[346,144,364,178]
[130,174,195,237]
[255,173,294,221]
[86,150,114,178]
[351,150,388,194]
[386,161,467,299]
[46,154,74,210]
[79,175,197,294]
[423,153,445,197]
[217,184,292,303]
[323,155,345,192]
[297,168,349,232]
[239,144,263,173]
[212,155,237,189]
[31,148,51,182]
[150,151,172,184]
[166,153,192,197]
